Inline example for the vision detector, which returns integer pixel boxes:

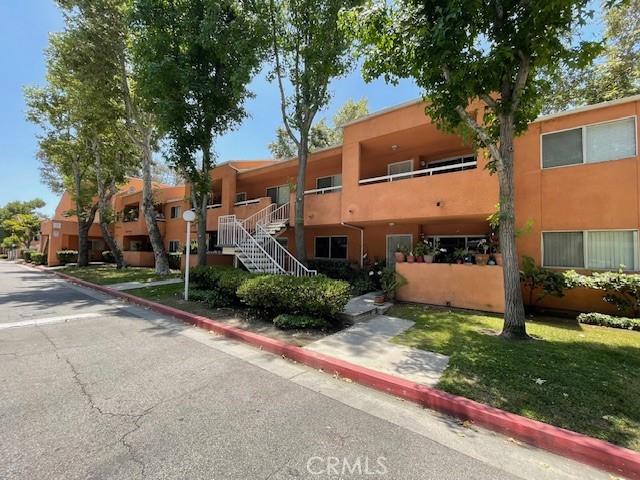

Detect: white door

[386,234,413,267]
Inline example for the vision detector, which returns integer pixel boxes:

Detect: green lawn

[127,282,183,299]
[389,304,640,451]
[60,266,180,285]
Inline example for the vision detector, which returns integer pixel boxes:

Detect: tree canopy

[344,0,601,338]
[268,98,368,158]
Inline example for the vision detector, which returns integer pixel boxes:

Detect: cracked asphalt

[0,262,610,480]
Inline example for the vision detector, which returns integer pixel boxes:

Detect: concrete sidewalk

[305,315,449,386]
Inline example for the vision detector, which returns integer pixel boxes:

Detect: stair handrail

[255,223,317,276]
[240,203,276,234]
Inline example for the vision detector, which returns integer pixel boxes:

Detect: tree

[57,0,172,274]
[132,0,268,267]
[1,214,42,250]
[0,199,46,244]
[268,98,368,158]
[345,0,601,339]
[25,82,100,268]
[543,0,640,113]
[268,0,364,263]
[34,2,139,269]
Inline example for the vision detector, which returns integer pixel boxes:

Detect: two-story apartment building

[42,94,640,315]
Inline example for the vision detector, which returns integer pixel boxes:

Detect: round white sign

[182,210,196,222]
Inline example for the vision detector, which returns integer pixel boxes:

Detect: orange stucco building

[41,95,640,314]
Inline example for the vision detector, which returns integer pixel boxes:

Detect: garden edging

[42,266,640,480]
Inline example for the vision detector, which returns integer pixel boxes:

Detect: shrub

[565,270,640,318]
[237,274,350,320]
[577,312,640,331]
[307,259,355,280]
[189,288,232,307]
[273,313,328,330]
[30,252,46,265]
[102,250,115,263]
[21,250,35,262]
[168,253,182,270]
[189,266,255,304]
[520,256,567,307]
[350,272,375,296]
[57,250,78,264]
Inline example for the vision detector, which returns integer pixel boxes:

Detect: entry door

[266,185,290,206]
[387,234,413,267]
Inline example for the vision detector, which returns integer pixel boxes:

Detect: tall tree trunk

[497,115,529,339]
[195,148,211,267]
[141,131,171,274]
[294,135,308,264]
[77,223,90,267]
[99,215,124,268]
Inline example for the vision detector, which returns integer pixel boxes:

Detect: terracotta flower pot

[423,255,434,264]
[475,254,489,266]
[407,255,415,263]
[416,255,424,263]
[494,253,503,266]
[394,252,405,263]
[373,294,386,305]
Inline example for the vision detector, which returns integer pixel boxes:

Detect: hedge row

[237,274,351,320]
[577,312,640,331]
[57,250,78,264]
[188,266,351,325]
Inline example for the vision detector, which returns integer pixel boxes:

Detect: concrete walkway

[305,315,449,386]
[108,278,182,291]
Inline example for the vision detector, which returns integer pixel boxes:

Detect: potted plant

[453,247,466,264]
[406,250,415,263]
[475,239,490,265]
[422,241,439,263]
[413,241,426,262]
[380,267,407,302]
[394,244,408,263]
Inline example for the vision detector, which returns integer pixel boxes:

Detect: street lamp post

[182,209,196,301]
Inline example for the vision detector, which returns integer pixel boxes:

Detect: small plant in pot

[413,241,426,262]
[406,250,415,263]
[453,248,467,264]
[422,241,439,263]
[475,239,490,265]
[379,267,407,303]
[394,244,408,263]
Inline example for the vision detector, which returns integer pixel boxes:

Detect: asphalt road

[0,262,609,480]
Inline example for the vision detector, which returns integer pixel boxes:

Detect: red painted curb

[40,267,640,479]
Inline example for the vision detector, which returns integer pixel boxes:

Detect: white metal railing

[206,203,222,209]
[217,201,316,276]
[234,198,261,207]
[304,185,342,195]
[359,160,477,185]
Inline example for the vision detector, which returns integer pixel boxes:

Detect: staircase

[217,202,316,277]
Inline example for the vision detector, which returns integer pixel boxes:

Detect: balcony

[347,158,498,224]
[299,188,342,226]
[118,217,166,237]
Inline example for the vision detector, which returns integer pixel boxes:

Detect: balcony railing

[359,160,477,185]
[304,185,342,195]
[206,203,222,209]
[234,198,262,207]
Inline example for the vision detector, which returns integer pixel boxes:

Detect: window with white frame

[315,174,342,192]
[542,117,637,168]
[168,240,180,253]
[387,159,413,176]
[235,192,247,203]
[543,230,638,270]
[170,206,181,219]
[314,236,348,259]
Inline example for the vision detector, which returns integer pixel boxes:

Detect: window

[170,206,181,219]
[314,236,348,259]
[315,175,342,192]
[387,160,413,176]
[542,117,637,168]
[235,192,247,203]
[427,154,476,175]
[168,240,180,253]
[266,185,290,206]
[543,230,637,270]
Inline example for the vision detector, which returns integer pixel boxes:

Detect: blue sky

[0,1,603,217]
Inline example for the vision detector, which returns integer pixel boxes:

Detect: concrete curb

[41,267,640,479]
